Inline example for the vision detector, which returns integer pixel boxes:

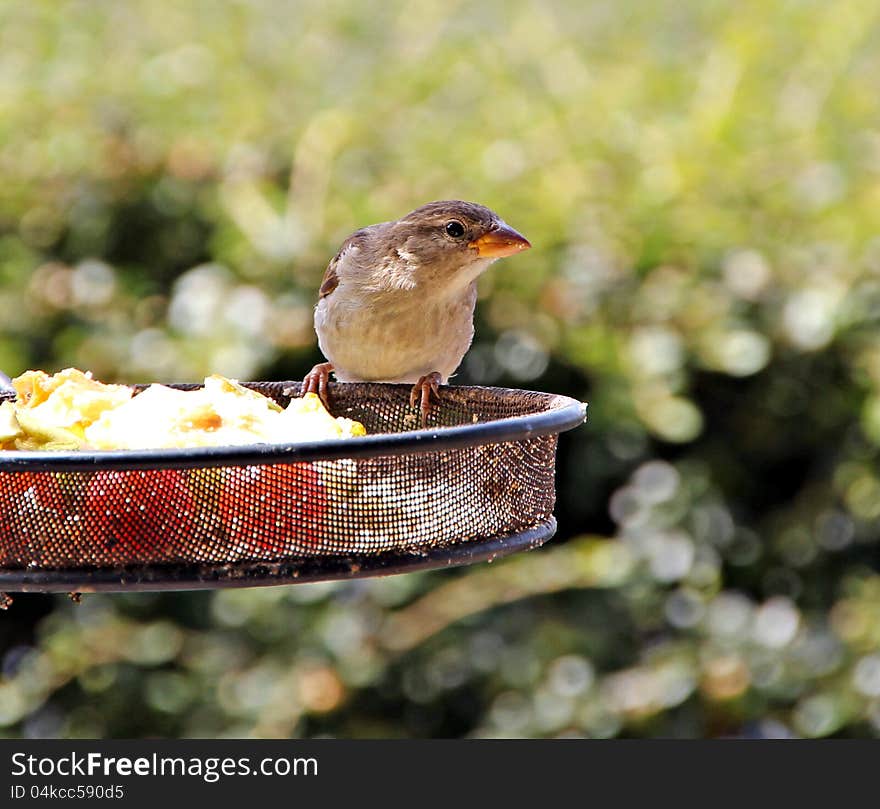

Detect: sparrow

[302,200,531,426]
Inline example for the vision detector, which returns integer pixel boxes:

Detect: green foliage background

[3,0,880,737]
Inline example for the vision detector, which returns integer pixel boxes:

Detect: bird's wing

[318,222,387,298]
[318,229,373,299]
[318,258,340,299]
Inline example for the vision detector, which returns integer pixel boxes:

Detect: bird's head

[389,200,531,286]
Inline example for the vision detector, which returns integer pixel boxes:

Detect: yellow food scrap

[14,369,132,423]
[5,368,133,450]
[85,381,278,449]
[277,393,367,441]
[1,368,366,450]
[0,401,23,449]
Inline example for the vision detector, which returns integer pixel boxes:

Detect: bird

[302,200,531,426]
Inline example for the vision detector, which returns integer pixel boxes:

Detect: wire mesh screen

[0,383,584,587]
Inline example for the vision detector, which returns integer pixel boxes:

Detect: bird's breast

[315,285,477,383]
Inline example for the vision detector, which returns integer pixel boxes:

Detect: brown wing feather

[319,260,339,298]
[318,229,372,299]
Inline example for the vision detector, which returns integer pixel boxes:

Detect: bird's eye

[445,220,466,238]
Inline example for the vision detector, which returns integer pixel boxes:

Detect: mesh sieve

[0,382,586,593]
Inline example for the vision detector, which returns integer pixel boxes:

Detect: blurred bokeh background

[2,0,880,738]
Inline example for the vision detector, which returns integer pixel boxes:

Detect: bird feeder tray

[0,382,586,593]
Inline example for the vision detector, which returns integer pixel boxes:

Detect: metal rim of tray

[0,518,556,593]
[0,385,586,473]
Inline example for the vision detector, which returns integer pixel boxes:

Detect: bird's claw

[302,362,334,410]
[410,372,442,429]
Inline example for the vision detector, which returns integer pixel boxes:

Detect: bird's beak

[468,222,531,258]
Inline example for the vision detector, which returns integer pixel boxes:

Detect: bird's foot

[409,372,442,429]
[302,362,334,409]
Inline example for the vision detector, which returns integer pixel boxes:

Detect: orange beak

[468,222,531,258]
